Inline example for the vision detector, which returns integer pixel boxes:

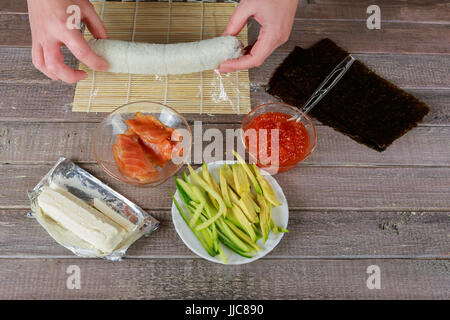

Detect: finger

[224,2,253,36]
[64,31,109,71]
[32,44,58,80]
[44,42,88,83]
[217,55,258,73]
[218,34,276,72]
[82,3,108,39]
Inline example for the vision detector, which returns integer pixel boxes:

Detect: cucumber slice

[216,218,250,252]
[189,202,204,227]
[217,244,228,264]
[217,230,254,259]
[224,219,261,251]
[170,190,215,257]
[175,178,197,203]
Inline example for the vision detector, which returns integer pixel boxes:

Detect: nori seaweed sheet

[267,38,430,151]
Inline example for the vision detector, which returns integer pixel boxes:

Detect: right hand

[27,0,109,83]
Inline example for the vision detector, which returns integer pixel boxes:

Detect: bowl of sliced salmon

[93,101,192,187]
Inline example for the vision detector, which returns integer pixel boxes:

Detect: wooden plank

[0,14,30,47]
[0,47,79,83]
[0,0,28,14]
[297,1,450,24]
[251,52,450,89]
[0,82,243,123]
[1,164,449,210]
[250,86,450,126]
[279,20,450,55]
[2,122,450,166]
[3,81,447,125]
[2,13,450,54]
[2,209,449,257]
[4,0,449,23]
[0,258,448,299]
[0,84,448,125]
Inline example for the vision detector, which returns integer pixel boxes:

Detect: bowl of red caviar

[241,102,317,174]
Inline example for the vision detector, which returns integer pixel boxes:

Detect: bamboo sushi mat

[72,1,251,114]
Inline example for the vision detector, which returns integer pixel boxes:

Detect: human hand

[27,0,109,83]
[218,0,298,73]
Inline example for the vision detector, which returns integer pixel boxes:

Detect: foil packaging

[28,157,159,261]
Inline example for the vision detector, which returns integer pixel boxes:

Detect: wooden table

[0,0,449,299]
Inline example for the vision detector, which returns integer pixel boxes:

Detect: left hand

[218,0,298,73]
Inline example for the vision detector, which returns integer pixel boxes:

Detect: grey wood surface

[2,209,449,258]
[0,0,448,299]
[2,122,450,165]
[0,258,448,299]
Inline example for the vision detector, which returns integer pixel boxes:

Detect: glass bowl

[241,102,317,174]
[93,101,192,187]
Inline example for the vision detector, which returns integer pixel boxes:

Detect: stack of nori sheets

[267,39,430,151]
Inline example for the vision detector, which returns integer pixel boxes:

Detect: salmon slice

[112,134,158,183]
[126,112,173,142]
[138,139,168,168]
[123,128,171,167]
[125,112,175,165]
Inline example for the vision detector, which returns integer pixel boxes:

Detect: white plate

[171,160,289,264]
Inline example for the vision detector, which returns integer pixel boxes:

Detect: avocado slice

[238,193,259,223]
[257,194,271,243]
[221,163,237,192]
[253,164,282,207]
[228,185,240,206]
[231,203,256,242]
[233,150,263,195]
[270,218,289,234]
[232,163,250,196]
[201,163,221,209]
[219,167,232,208]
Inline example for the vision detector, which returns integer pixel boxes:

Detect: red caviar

[244,112,310,170]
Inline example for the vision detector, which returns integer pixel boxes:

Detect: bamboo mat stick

[72,1,250,115]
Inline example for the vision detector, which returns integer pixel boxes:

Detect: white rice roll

[88,36,243,75]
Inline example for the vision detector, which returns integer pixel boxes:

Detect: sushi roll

[88,36,243,75]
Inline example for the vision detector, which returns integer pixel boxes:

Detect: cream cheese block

[93,198,136,233]
[37,186,126,253]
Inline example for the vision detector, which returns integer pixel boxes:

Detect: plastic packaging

[27,157,159,261]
